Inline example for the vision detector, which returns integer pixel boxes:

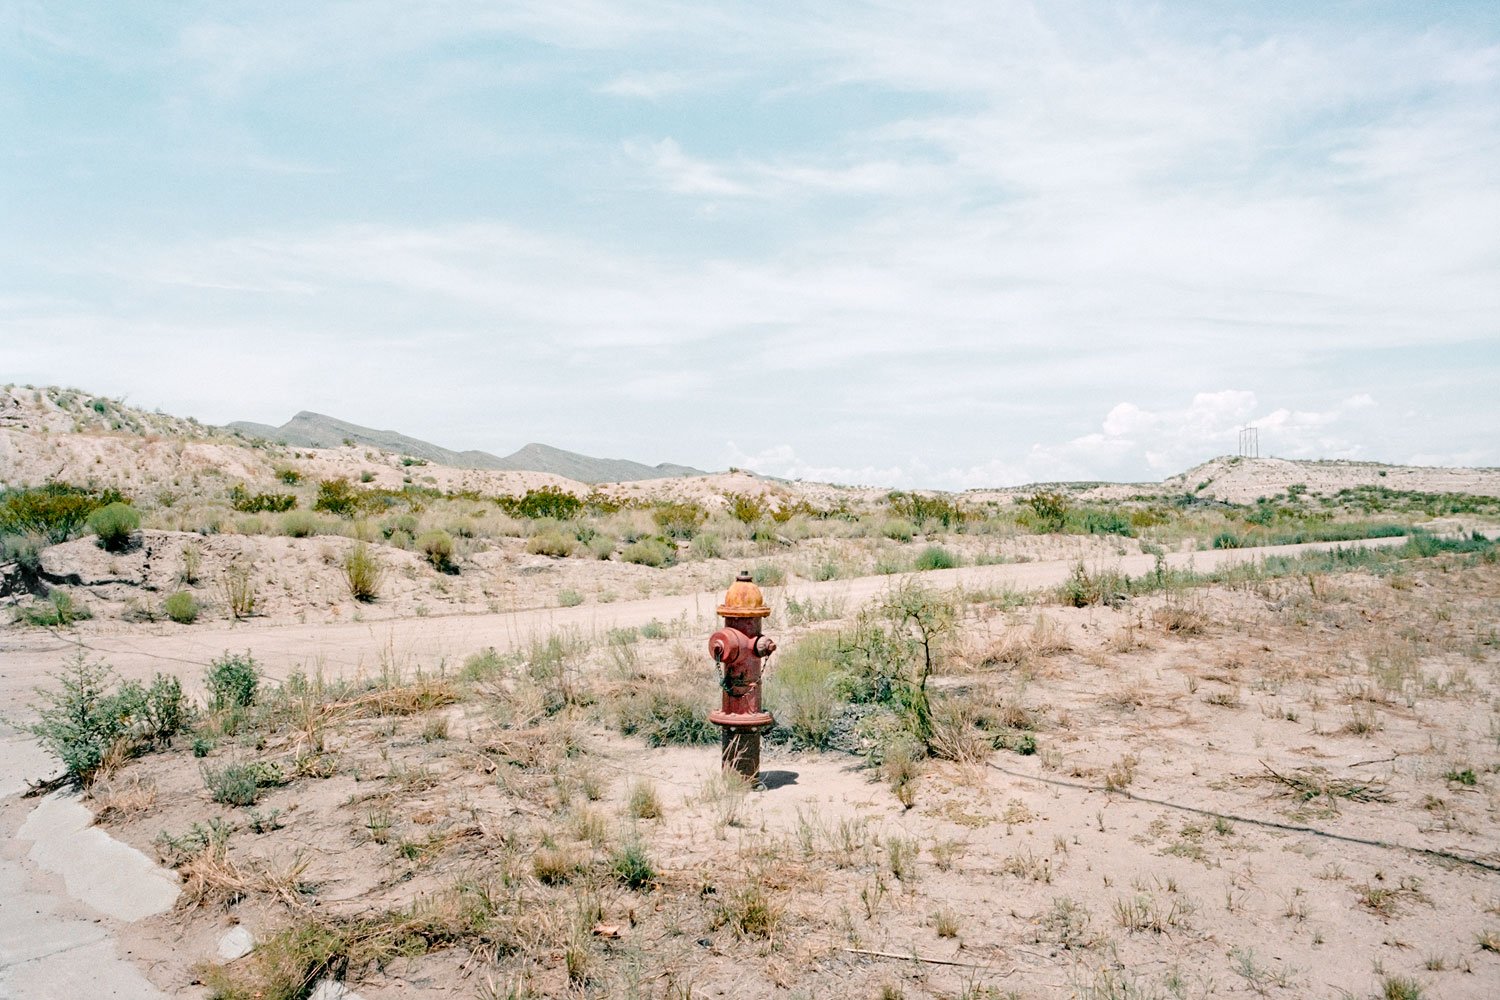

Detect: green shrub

[15,589,92,627]
[312,478,361,517]
[527,530,576,558]
[3,530,46,575]
[29,654,186,783]
[416,530,455,572]
[690,532,722,560]
[280,510,321,537]
[206,652,259,712]
[615,683,717,746]
[888,492,967,530]
[621,538,673,567]
[727,493,766,524]
[768,633,840,749]
[609,841,656,890]
[1024,490,1069,533]
[1078,510,1135,537]
[202,761,285,806]
[163,590,199,624]
[228,484,297,513]
[882,518,915,542]
[1212,531,1242,549]
[275,467,303,485]
[914,546,958,571]
[751,562,785,586]
[342,543,383,601]
[652,502,707,539]
[0,484,127,543]
[558,588,584,607]
[499,487,582,520]
[88,502,140,551]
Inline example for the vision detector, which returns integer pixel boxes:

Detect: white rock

[216,925,256,961]
[309,980,367,1000]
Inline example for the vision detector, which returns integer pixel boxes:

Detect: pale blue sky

[3,2,1497,487]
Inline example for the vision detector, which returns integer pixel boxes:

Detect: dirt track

[0,535,1406,717]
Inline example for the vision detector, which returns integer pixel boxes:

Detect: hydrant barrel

[709,570,775,781]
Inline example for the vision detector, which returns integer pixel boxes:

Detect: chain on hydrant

[708,570,776,783]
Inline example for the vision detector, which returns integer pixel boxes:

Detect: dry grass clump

[335,675,459,717]
[171,827,310,909]
[968,615,1071,672]
[199,879,536,1000]
[1260,762,1392,805]
[710,881,783,940]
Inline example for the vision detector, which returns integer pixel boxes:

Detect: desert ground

[2,385,1499,1000]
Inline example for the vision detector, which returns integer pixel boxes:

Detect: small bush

[727,493,766,524]
[416,529,455,572]
[752,563,785,586]
[527,531,576,558]
[558,588,584,607]
[202,761,285,806]
[30,654,186,783]
[1024,491,1069,533]
[15,589,92,627]
[652,502,707,539]
[1212,531,1242,549]
[219,565,257,619]
[914,546,958,571]
[615,682,716,746]
[621,538,673,567]
[163,590,199,624]
[626,780,663,819]
[1,484,127,543]
[205,652,259,712]
[88,502,140,551]
[882,518,915,542]
[610,841,656,890]
[342,543,383,601]
[228,485,297,513]
[690,532,722,559]
[312,478,361,517]
[500,487,582,520]
[280,510,321,537]
[275,466,302,485]
[767,633,840,749]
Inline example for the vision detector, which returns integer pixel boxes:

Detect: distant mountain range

[227,412,705,483]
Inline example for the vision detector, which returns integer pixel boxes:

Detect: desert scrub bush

[625,779,663,819]
[179,541,202,584]
[609,840,656,890]
[652,501,707,539]
[690,532,722,559]
[278,510,322,537]
[342,542,383,601]
[416,529,456,571]
[526,530,577,558]
[88,501,140,551]
[621,537,673,567]
[30,653,188,783]
[615,680,717,746]
[206,652,259,712]
[498,486,582,520]
[274,466,302,485]
[312,477,363,517]
[219,565,257,619]
[163,590,200,624]
[201,761,284,806]
[751,562,785,586]
[1023,490,1070,533]
[227,484,297,513]
[767,632,840,749]
[888,491,968,531]
[914,545,959,571]
[0,483,127,543]
[712,882,782,939]
[14,589,92,627]
[881,518,915,542]
[558,588,583,607]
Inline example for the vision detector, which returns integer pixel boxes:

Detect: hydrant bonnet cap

[717,569,770,618]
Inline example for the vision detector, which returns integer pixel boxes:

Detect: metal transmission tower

[1238,426,1260,459]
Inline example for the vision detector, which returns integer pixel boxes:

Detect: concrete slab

[17,791,179,922]
[0,937,169,1000]
[0,720,55,799]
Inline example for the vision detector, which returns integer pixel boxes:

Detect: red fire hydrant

[709,570,776,782]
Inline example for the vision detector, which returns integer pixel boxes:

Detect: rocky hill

[228,411,704,483]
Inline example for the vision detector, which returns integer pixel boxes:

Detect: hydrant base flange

[708,710,774,729]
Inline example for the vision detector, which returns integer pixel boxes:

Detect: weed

[88,502,139,551]
[933,907,960,937]
[206,652,259,712]
[163,590,199,624]
[15,589,92,627]
[557,588,583,607]
[342,543,383,601]
[1379,975,1424,1000]
[219,565,257,619]
[625,780,663,820]
[417,530,456,571]
[712,882,781,939]
[609,840,656,890]
[887,835,919,882]
[202,761,285,806]
[914,545,959,571]
[621,537,673,566]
